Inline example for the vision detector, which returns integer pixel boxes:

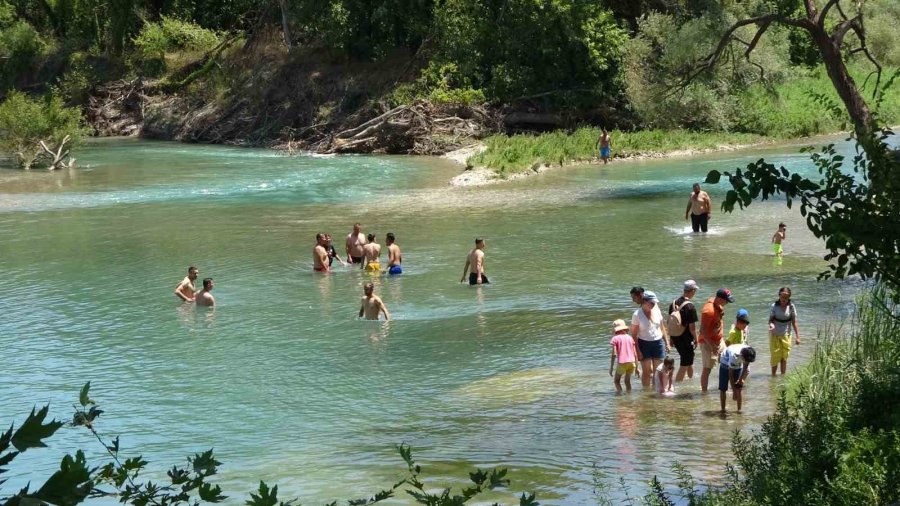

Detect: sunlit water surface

[0,137,868,504]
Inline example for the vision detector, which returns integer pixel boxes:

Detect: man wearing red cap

[699,288,734,392]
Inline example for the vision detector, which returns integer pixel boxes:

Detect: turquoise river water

[0,137,865,504]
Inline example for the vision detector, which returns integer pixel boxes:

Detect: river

[0,137,863,504]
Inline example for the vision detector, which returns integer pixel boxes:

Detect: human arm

[345,236,352,262]
[318,248,330,272]
[379,299,391,321]
[688,322,698,348]
[460,258,470,283]
[685,198,692,220]
[474,251,484,284]
[358,299,365,319]
[792,307,801,344]
[609,348,616,377]
[174,280,193,302]
[631,324,642,361]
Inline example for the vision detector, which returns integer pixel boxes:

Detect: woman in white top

[631,290,671,388]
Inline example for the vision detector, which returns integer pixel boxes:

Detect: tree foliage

[0,91,84,169]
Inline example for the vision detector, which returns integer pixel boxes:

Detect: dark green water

[0,137,861,504]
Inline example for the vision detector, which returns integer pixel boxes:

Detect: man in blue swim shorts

[596,128,611,164]
[386,232,402,275]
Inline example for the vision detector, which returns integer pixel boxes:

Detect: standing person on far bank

[667,280,700,382]
[631,290,670,388]
[460,238,488,285]
[768,286,801,375]
[685,183,712,233]
[699,288,734,392]
[596,128,611,164]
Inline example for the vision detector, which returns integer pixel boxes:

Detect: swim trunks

[616,362,635,375]
[690,213,709,233]
[773,243,783,255]
[770,333,791,366]
[718,364,745,392]
[600,146,611,158]
[637,338,665,360]
[350,256,364,264]
[468,272,489,285]
[365,262,381,273]
[389,265,402,275]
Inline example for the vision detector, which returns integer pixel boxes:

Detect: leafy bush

[0,91,84,168]
[0,20,50,90]
[133,16,219,76]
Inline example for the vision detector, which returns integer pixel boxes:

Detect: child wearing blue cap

[725,308,750,346]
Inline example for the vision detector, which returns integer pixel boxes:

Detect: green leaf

[246,481,278,506]
[79,382,94,407]
[199,482,227,502]
[32,450,94,506]
[519,492,540,506]
[11,405,64,452]
[191,449,221,476]
[704,170,721,184]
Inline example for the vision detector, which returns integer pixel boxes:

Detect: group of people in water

[173,181,798,415]
[609,283,801,414]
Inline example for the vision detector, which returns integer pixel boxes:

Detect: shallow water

[0,137,865,504]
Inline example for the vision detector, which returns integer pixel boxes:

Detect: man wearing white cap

[667,280,700,382]
[631,290,671,387]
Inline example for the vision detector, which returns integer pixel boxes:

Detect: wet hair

[630,286,644,297]
[740,347,757,363]
[364,282,374,291]
[202,278,213,289]
[188,266,197,274]
[778,222,786,228]
[475,238,484,245]
[316,233,325,241]
[367,233,375,242]
[663,357,675,369]
[778,286,792,301]
[693,183,701,189]
[386,232,395,242]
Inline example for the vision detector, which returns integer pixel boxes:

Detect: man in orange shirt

[699,288,734,392]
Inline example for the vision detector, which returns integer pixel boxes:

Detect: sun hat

[642,290,659,303]
[613,319,629,332]
[716,288,735,303]
[736,308,750,323]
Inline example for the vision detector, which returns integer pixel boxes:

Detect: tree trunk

[278,0,292,50]
[808,28,874,139]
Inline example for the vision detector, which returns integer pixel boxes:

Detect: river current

[0,137,863,504]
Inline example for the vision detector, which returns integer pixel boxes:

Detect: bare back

[363,242,381,262]
[469,248,485,273]
[195,290,215,307]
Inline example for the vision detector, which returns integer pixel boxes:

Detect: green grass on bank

[471,65,900,176]
[469,128,766,176]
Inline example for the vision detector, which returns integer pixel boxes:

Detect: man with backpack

[667,280,700,382]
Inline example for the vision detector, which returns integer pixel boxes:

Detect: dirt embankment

[86,43,505,155]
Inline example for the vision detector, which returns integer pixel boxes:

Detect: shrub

[0,91,84,169]
[132,16,219,76]
[0,20,50,90]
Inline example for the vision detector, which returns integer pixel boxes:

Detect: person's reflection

[613,397,639,474]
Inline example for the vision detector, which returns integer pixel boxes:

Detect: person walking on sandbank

[685,183,712,233]
[461,238,488,285]
[359,282,390,320]
[596,128,611,164]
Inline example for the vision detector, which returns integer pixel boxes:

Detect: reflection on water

[0,137,864,504]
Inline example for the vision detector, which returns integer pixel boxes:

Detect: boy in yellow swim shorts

[771,222,786,256]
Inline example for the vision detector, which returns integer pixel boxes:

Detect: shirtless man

[362,233,382,273]
[313,233,330,273]
[685,183,712,233]
[174,266,199,302]
[596,128,611,164]
[460,238,488,285]
[358,282,390,320]
[195,278,215,307]
[345,223,367,264]
[386,232,402,275]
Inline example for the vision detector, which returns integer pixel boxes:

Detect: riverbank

[446,128,769,186]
